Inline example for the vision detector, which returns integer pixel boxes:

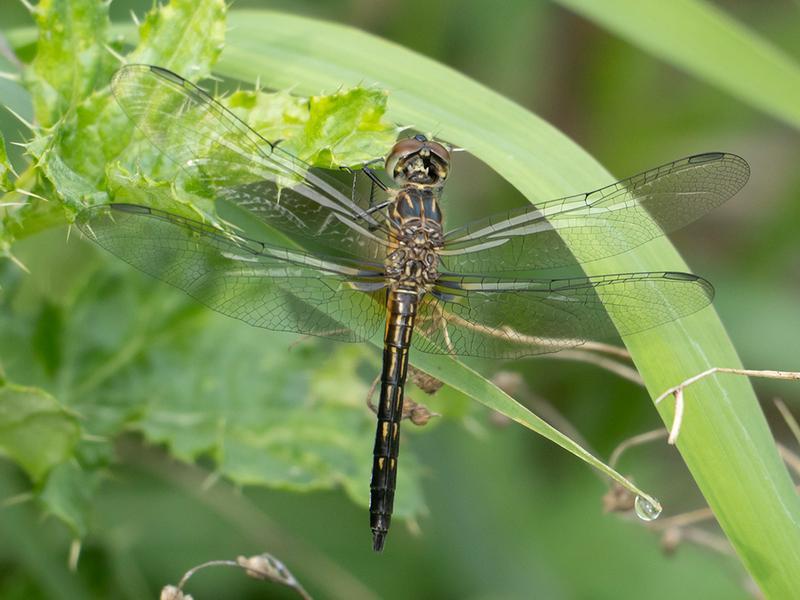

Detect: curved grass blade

[213,10,800,596]
[554,0,800,130]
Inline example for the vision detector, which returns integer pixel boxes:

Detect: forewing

[414,272,714,358]
[112,64,389,260]
[76,203,387,342]
[441,153,749,273]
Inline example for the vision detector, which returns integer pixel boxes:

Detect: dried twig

[608,429,667,469]
[418,305,631,359]
[162,553,312,600]
[603,421,800,588]
[655,368,800,444]
[541,349,642,385]
[121,441,377,599]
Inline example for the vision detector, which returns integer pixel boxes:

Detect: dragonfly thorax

[386,243,440,288]
[386,187,444,289]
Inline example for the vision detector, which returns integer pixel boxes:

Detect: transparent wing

[413,271,713,358]
[441,153,749,273]
[112,64,389,261]
[76,203,388,342]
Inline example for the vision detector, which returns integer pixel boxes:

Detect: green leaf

[27,0,224,187]
[126,0,226,75]
[59,0,227,184]
[0,182,72,248]
[17,0,394,234]
[298,88,398,168]
[0,231,426,529]
[20,0,230,231]
[225,86,398,168]
[31,300,64,377]
[0,380,79,483]
[223,88,308,146]
[31,132,108,208]
[24,0,115,128]
[39,461,100,537]
[128,324,423,517]
[553,0,800,130]
[214,10,800,596]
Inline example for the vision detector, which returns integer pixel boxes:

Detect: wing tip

[148,65,186,86]
[687,152,725,164]
[663,270,715,302]
[111,62,147,82]
[687,151,751,189]
[108,202,152,215]
[111,64,187,102]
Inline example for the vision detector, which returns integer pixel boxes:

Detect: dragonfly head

[386,134,450,187]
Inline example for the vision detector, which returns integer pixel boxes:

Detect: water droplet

[634,495,662,522]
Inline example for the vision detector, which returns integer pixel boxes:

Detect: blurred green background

[1,1,799,598]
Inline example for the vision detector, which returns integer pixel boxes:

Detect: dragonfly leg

[339,166,359,204]
[339,163,388,200]
[339,165,390,229]
[362,165,389,194]
[365,372,439,426]
[363,200,392,216]
[365,374,381,415]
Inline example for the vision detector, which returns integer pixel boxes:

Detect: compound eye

[385,138,425,176]
[427,141,450,164]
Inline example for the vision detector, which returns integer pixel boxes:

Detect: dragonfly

[77,64,750,552]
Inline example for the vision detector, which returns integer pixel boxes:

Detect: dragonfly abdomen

[370,288,418,552]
